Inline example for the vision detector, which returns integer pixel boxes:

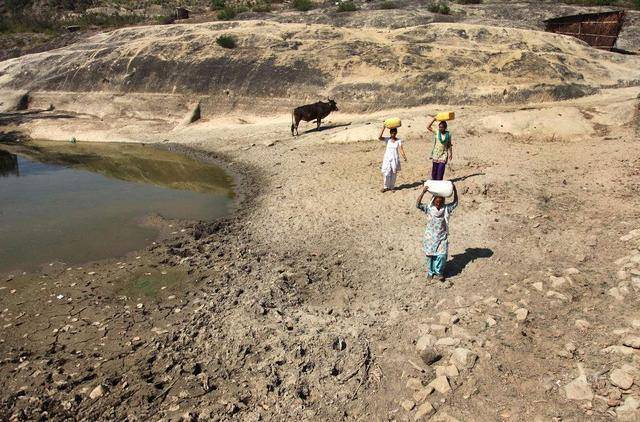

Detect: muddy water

[0,141,234,273]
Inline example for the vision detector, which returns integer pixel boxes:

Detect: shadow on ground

[447,247,493,277]
[394,172,485,192]
[301,123,351,134]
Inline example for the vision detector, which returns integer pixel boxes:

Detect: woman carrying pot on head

[379,125,407,192]
[416,182,458,282]
[426,116,452,181]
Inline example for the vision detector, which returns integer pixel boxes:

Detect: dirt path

[1,88,640,420]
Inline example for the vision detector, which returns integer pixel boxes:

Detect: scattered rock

[602,345,636,355]
[406,378,423,390]
[428,375,451,394]
[546,290,570,301]
[563,376,593,401]
[515,308,528,322]
[414,402,435,420]
[450,347,477,371]
[435,337,460,347]
[416,334,436,352]
[617,396,640,417]
[89,384,105,400]
[610,369,634,390]
[623,337,640,349]
[608,288,626,301]
[435,365,459,378]
[400,399,415,411]
[486,317,497,327]
[564,268,580,275]
[413,386,434,403]
[437,311,453,325]
[419,347,442,365]
[430,324,447,337]
[575,319,590,330]
[181,101,201,125]
[532,282,543,292]
[549,276,566,288]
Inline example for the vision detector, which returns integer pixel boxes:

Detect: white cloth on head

[381,137,402,176]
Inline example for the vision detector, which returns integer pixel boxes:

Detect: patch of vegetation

[379,0,398,9]
[292,0,314,11]
[252,1,272,12]
[456,0,481,4]
[427,1,450,14]
[217,6,248,20]
[69,13,146,29]
[216,34,237,48]
[211,0,227,10]
[337,0,358,12]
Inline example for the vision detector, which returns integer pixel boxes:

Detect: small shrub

[456,0,481,4]
[337,0,358,12]
[252,2,272,12]
[211,0,226,10]
[217,7,237,20]
[292,0,314,11]
[379,0,398,9]
[216,34,236,48]
[428,1,450,14]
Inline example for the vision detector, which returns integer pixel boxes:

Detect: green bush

[337,0,358,12]
[211,0,226,10]
[428,1,450,14]
[216,34,236,48]
[217,7,237,19]
[252,2,272,12]
[635,0,640,9]
[379,0,398,9]
[292,0,314,11]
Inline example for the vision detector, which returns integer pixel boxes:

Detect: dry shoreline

[1,87,640,420]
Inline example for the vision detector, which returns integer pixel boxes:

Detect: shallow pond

[0,141,234,273]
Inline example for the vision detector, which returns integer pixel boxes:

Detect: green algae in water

[0,141,234,273]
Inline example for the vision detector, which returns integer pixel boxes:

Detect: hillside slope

[1,20,639,113]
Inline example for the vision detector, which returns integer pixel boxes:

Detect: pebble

[623,337,640,349]
[617,270,629,280]
[486,317,497,327]
[563,375,593,401]
[610,369,634,390]
[412,386,434,403]
[430,324,447,336]
[416,334,436,352]
[136,303,144,309]
[435,337,460,347]
[414,402,435,420]
[515,308,528,322]
[89,384,105,399]
[546,290,569,301]
[406,378,423,390]
[435,365,459,378]
[564,268,580,275]
[575,319,590,330]
[549,276,566,288]
[428,375,451,394]
[437,311,453,325]
[419,347,442,365]
[532,282,543,292]
[400,399,415,411]
[608,288,626,301]
[617,396,640,416]
[450,347,477,370]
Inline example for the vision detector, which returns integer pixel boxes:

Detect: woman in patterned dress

[416,182,458,281]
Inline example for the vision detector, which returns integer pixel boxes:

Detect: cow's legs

[316,118,321,130]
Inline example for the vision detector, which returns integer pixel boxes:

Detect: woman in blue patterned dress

[416,183,458,281]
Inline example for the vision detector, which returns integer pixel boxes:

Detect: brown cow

[291,100,338,136]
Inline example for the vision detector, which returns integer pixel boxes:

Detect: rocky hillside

[1,19,639,114]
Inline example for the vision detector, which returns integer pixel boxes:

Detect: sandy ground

[1,84,640,420]
[2,2,640,420]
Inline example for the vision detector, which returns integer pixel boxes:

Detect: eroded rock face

[1,20,638,113]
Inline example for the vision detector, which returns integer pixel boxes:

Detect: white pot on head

[424,180,453,197]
